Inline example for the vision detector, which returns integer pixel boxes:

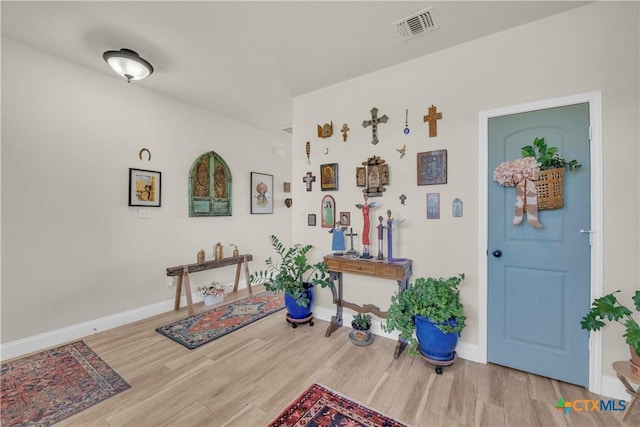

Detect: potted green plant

[250,235,333,321]
[383,274,466,360]
[350,313,373,346]
[580,290,640,369]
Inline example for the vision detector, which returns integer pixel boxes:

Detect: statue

[355,195,377,259]
[386,210,407,262]
[329,221,347,256]
[376,216,385,260]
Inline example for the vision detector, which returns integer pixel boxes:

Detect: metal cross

[341,123,350,142]
[302,172,316,192]
[345,228,359,257]
[399,194,407,205]
[423,104,442,138]
[362,107,388,145]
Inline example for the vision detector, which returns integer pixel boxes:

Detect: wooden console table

[166,254,253,316]
[323,255,412,358]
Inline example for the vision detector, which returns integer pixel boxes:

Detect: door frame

[478,91,603,393]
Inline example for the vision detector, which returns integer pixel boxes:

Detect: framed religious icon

[339,211,351,226]
[308,214,316,226]
[362,155,387,197]
[417,149,447,185]
[320,163,339,191]
[356,167,366,187]
[250,172,273,214]
[129,168,161,207]
[321,195,336,228]
[427,192,440,219]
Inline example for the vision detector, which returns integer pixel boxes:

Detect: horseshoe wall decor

[139,148,152,161]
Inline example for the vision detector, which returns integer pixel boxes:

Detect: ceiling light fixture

[103,48,154,83]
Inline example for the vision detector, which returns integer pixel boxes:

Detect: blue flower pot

[284,286,314,319]
[415,314,459,361]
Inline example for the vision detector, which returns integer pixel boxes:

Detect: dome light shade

[103,48,154,83]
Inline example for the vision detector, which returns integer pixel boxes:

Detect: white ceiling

[1,1,590,137]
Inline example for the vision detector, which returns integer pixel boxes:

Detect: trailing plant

[580,290,640,357]
[351,313,372,331]
[250,235,333,307]
[383,274,466,355]
[521,137,581,171]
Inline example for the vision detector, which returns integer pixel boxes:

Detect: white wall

[1,39,293,344]
[292,1,639,381]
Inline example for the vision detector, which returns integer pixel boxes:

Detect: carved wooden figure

[423,105,443,138]
[362,107,388,145]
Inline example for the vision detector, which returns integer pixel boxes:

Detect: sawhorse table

[613,361,640,422]
[166,254,253,316]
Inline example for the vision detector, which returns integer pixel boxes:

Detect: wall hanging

[452,198,463,217]
[250,172,274,214]
[308,214,316,226]
[320,163,339,191]
[302,171,316,191]
[426,193,440,219]
[305,141,311,164]
[404,109,410,134]
[417,149,447,185]
[129,168,161,207]
[361,155,388,197]
[423,104,442,138]
[356,167,366,187]
[189,151,231,216]
[339,211,351,226]
[362,107,388,145]
[321,195,336,228]
[397,144,407,159]
[317,122,333,138]
[341,124,350,141]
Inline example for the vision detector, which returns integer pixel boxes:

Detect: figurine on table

[386,210,407,262]
[356,195,377,259]
[376,216,385,260]
[329,221,347,256]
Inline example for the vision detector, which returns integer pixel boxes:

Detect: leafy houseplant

[350,313,373,345]
[352,313,372,330]
[250,235,333,308]
[383,274,466,356]
[580,290,640,365]
[521,137,581,171]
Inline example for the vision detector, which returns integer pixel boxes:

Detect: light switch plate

[138,209,151,219]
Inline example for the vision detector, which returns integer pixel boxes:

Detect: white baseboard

[0,280,248,361]
[600,374,632,400]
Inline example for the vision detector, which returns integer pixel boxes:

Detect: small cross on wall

[302,172,316,192]
[423,105,443,138]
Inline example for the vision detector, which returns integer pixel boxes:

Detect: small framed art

[320,163,339,191]
[417,149,447,185]
[250,172,273,214]
[308,214,316,226]
[356,167,365,187]
[321,195,336,228]
[129,168,161,207]
[339,211,351,226]
[427,193,440,219]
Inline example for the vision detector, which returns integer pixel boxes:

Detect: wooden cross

[399,194,407,205]
[423,105,442,138]
[362,107,388,145]
[341,123,350,142]
[302,172,316,192]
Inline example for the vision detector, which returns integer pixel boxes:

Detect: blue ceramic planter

[284,286,314,319]
[415,314,459,361]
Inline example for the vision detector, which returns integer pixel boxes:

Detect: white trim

[478,91,604,393]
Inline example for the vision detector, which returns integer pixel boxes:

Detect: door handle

[492,250,502,258]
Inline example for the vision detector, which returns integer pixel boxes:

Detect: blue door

[488,103,591,386]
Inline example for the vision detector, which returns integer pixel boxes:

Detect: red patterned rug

[1,340,130,426]
[155,291,285,349]
[269,383,408,427]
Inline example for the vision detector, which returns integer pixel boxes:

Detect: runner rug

[155,291,285,349]
[269,383,409,427]
[0,340,130,427]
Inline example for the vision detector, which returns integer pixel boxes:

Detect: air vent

[393,7,438,42]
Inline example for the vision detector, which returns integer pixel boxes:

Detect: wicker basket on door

[524,167,564,211]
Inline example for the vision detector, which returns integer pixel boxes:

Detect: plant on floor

[580,290,640,362]
[250,234,333,307]
[382,274,466,356]
[352,313,372,330]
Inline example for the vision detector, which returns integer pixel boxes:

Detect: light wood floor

[33,287,638,426]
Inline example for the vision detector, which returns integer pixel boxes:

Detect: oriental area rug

[269,383,409,427]
[155,291,285,349]
[0,340,130,427]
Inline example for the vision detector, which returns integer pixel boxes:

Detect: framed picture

[283,182,291,193]
[417,149,447,185]
[250,172,273,214]
[308,214,316,226]
[356,167,366,187]
[339,211,350,226]
[129,168,161,207]
[320,163,339,191]
[321,195,336,228]
[427,192,440,219]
